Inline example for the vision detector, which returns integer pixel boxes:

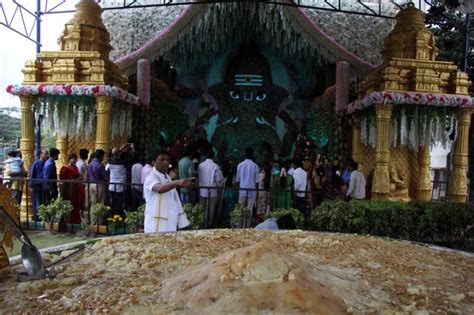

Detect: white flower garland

[36,99,98,139]
[347,91,473,113]
[391,117,398,147]
[368,123,376,148]
[400,108,407,146]
[103,2,394,66]
[362,109,457,150]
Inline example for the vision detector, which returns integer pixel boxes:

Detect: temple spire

[381,2,438,64]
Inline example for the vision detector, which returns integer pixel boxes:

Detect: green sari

[272,173,293,209]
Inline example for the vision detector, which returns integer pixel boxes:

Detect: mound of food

[0,230,473,314]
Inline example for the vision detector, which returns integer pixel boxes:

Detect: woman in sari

[257,163,272,219]
[59,153,84,224]
[272,161,293,209]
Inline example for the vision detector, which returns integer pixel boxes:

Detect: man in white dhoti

[144,150,194,233]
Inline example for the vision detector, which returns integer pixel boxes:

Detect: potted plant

[124,205,145,234]
[37,197,73,233]
[89,203,110,234]
[107,214,125,236]
[230,204,252,228]
[90,203,110,224]
[183,203,204,229]
[37,203,54,232]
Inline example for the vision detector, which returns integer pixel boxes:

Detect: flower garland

[137,59,150,106]
[28,95,132,140]
[361,106,458,150]
[5,84,140,106]
[347,91,472,114]
[113,3,375,75]
[34,98,97,140]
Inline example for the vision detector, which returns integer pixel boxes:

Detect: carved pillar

[19,96,36,171]
[351,115,362,163]
[19,95,36,219]
[56,135,69,174]
[417,145,432,201]
[95,96,112,159]
[448,108,472,202]
[371,104,393,200]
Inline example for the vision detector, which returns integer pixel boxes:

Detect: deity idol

[195,44,298,159]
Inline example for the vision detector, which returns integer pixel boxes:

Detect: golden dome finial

[381,2,438,63]
[57,0,112,59]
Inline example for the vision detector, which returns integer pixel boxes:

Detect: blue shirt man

[30,156,46,188]
[42,148,60,202]
[29,150,49,218]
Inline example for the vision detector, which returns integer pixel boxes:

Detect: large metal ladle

[0,206,47,281]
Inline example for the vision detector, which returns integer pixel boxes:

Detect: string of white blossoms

[37,100,131,140]
[360,109,457,150]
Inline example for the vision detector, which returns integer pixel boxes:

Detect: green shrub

[183,203,205,229]
[310,200,474,248]
[230,204,252,228]
[37,203,54,225]
[264,208,304,229]
[37,197,73,232]
[124,205,145,233]
[90,203,110,224]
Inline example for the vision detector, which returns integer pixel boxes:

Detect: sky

[0,1,74,111]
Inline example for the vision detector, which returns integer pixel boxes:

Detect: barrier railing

[1,178,461,233]
[1,177,317,232]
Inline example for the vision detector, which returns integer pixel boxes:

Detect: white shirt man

[143,151,192,233]
[198,152,224,227]
[141,163,153,185]
[76,158,87,178]
[105,162,127,193]
[293,166,307,198]
[292,163,308,215]
[236,157,259,209]
[131,162,143,192]
[346,163,366,200]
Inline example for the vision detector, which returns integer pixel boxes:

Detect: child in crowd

[4,150,24,175]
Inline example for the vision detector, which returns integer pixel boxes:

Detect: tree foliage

[425,0,473,92]
[0,114,21,142]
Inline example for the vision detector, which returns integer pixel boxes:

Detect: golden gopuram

[5,0,140,219]
[348,3,472,203]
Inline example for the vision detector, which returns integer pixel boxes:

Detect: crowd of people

[143,146,367,232]
[2,142,367,231]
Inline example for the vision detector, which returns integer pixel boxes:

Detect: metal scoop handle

[0,206,46,278]
[0,206,33,248]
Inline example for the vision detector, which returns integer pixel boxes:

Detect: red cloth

[59,165,84,224]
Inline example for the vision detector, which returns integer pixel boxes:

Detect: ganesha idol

[193,44,299,159]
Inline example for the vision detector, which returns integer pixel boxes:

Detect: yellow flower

[114,215,121,219]
[118,217,123,221]
[107,218,113,221]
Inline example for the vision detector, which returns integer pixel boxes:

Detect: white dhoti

[143,168,190,233]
